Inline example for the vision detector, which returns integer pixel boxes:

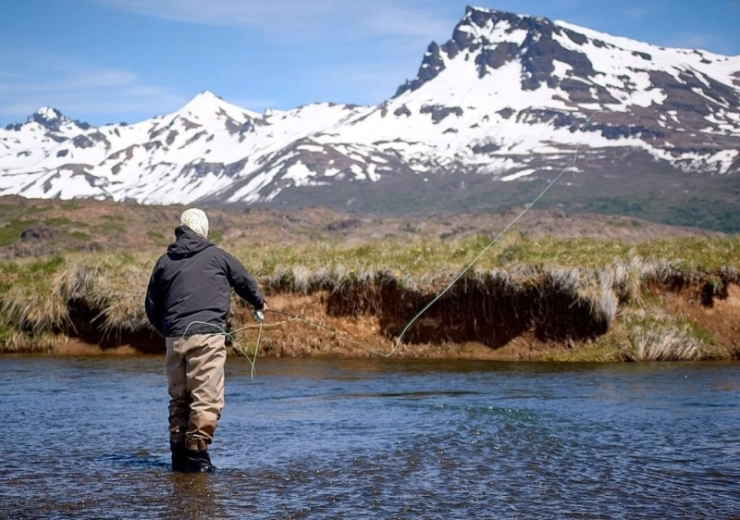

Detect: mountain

[2,7,740,230]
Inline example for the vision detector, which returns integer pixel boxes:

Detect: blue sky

[1,0,738,126]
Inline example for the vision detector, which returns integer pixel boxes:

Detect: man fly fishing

[145,208,268,472]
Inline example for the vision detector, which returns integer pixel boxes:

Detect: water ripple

[0,357,738,519]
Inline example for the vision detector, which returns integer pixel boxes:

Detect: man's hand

[253,303,267,322]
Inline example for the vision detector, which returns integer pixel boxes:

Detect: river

[0,356,738,519]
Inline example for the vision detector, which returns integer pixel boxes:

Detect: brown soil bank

[3,265,740,362]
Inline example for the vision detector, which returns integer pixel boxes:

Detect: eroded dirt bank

[12,278,740,362]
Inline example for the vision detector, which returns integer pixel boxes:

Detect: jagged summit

[5,106,92,133]
[395,5,625,96]
[393,4,740,125]
[395,6,560,96]
[26,107,69,132]
[30,107,65,123]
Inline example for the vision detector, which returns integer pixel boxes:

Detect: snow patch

[501,168,536,181]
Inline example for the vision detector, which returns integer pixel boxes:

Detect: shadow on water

[99,452,171,471]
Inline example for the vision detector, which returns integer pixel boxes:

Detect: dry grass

[0,329,65,353]
[625,307,725,361]
[0,256,70,333]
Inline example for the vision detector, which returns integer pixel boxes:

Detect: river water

[0,356,738,519]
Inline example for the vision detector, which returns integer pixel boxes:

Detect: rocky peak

[20,107,91,133]
[27,107,68,131]
[395,6,598,95]
[395,42,447,96]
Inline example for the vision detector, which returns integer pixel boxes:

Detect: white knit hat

[180,208,209,237]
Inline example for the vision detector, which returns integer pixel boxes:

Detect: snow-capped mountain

[2,6,739,212]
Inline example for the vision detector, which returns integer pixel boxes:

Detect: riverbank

[2,234,739,361]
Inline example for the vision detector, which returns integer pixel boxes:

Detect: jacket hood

[167,226,213,257]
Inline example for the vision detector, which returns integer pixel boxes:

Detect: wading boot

[183,449,215,473]
[170,425,188,472]
[183,438,216,473]
[170,441,188,472]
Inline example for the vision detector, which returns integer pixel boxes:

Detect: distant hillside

[0,196,720,260]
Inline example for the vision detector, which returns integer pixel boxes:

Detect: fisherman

[145,208,267,473]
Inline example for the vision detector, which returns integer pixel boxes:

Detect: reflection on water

[1,357,739,519]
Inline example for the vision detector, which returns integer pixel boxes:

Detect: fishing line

[229,322,263,379]
[266,309,376,349]
[181,318,294,378]
[201,111,601,364]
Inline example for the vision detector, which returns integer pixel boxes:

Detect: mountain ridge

[1,6,739,230]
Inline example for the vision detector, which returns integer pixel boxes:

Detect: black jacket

[145,226,265,337]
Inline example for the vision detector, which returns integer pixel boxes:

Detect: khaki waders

[165,334,226,454]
